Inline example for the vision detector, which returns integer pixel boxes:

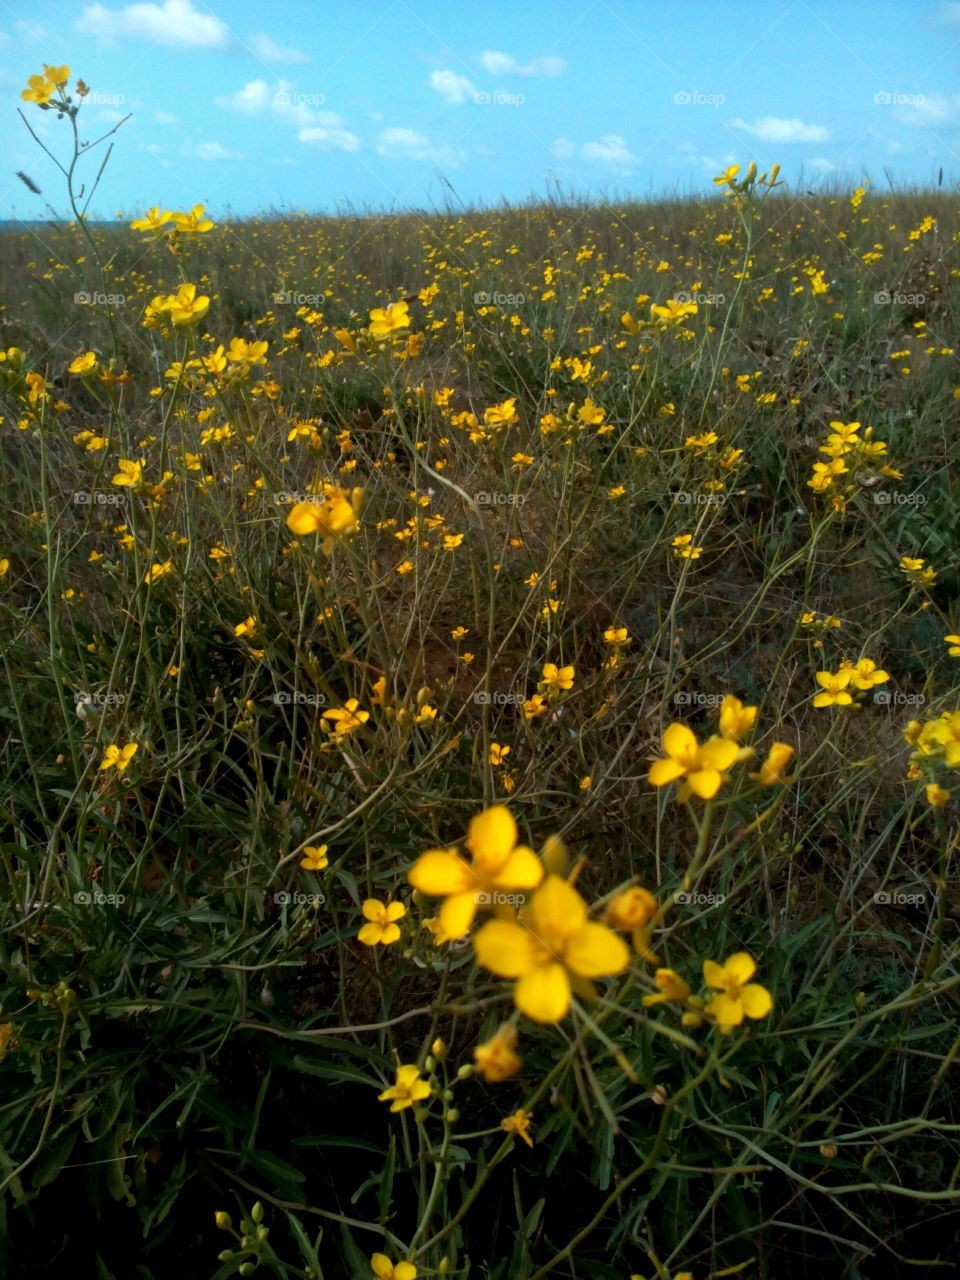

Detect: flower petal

[564,922,630,979]
[698,737,740,771]
[723,951,757,984]
[706,992,744,1028]
[741,983,772,1019]
[491,845,544,890]
[703,958,727,989]
[436,891,477,942]
[466,805,517,869]
[408,849,475,895]
[686,768,722,799]
[648,757,686,787]
[514,963,571,1022]
[385,901,406,922]
[526,875,587,941]
[662,722,697,763]
[473,919,534,977]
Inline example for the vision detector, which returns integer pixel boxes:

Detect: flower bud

[215,1211,232,1231]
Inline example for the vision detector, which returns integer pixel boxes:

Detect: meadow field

[1,65,960,1280]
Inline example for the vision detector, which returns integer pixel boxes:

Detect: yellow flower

[703,952,772,1030]
[713,163,741,187]
[648,724,739,799]
[358,899,406,946]
[474,1023,522,1081]
[0,558,9,579]
[718,694,757,741]
[165,282,210,326]
[604,887,658,931]
[483,397,518,427]
[408,805,543,944]
[368,300,410,338]
[672,534,703,560]
[144,561,173,584]
[473,875,630,1023]
[377,1064,430,1113]
[99,742,138,774]
[538,662,575,698]
[500,1108,534,1147]
[22,73,57,105]
[322,698,369,736]
[848,657,889,690]
[750,742,795,786]
[111,458,143,487]
[169,203,214,234]
[233,615,256,637]
[286,488,360,553]
[812,669,853,708]
[926,783,950,807]
[489,743,511,766]
[130,206,173,235]
[370,1255,417,1280]
[522,693,547,720]
[300,844,329,871]
[944,635,960,658]
[603,626,630,646]
[642,968,691,1007]
[69,352,98,376]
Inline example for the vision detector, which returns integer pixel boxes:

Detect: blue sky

[3,0,960,219]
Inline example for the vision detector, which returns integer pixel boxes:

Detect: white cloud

[429,69,476,104]
[732,116,829,143]
[298,124,361,151]
[551,134,637,171]
[154,109,178,124]
[479,50,566,77]
[582,134,637,168]
[183,140,240,161]
[249,32,308,63]
[942,2,960,21]
[376,126,464,166]
[806,157,836,172]
[217,79,360,151]
[894,94,960,127]
[77,0,230,48]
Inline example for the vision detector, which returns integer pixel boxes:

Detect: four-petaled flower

[703,952,772,1030]
[648,724,739,800]
[377,1063,430,1112]
[99,742,138,774]
[473,875,630,1023]
[358,899,405,946]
